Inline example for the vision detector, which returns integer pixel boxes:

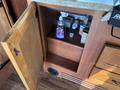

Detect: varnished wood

[77,11,120,79]
[2,1,120,89]
[96,45,120,74]
[112,27,120,39]
[0,6,11,41]
[1,3,43,90]
[88,67,120,90]
[0,62,14,85]
[0,72,97,90]
[2,0,27,23]
[48,37,83,62]
[44,61,81,82]
[37,2,96,80]
[27,0,31,5]
[2,0,14,25]
[0,5,11,64]
[46,52,79,71]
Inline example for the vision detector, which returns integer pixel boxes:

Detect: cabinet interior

[38,6,93,72]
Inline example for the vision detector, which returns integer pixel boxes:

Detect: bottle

[69,19,79,38]
[79,24,88,44]
[56,16,65,39]
[72,19,79,30]
[79,24,85,35]
[81,32,88,44]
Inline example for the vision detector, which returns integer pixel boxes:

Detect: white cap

[59,16,63,21]
[60,12,69,17]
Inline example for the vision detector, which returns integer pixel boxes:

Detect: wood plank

[44,61,80,82]
[2,0,14,25]
[1,3,43,90]
[0,6,11,64]
[2,0,27,23]
[88,67,120,90]
[0,62,13,85]
[0,6,11,41]
[96,45,120,74]
[0,71,107,90]
[38,72,80,90]
[46,52,79,71]
[48,37,83,62]
[0,79,25,90]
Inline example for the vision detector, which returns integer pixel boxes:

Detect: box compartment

[39,6,92,72]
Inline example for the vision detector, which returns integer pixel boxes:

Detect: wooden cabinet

[1,2,120,90]
[1,2,93,90]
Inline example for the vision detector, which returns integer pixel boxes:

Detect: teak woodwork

[0,62,14,84]
[96,45,120,74]
[1,2,120,90]
[88,68,120,90]
[47,37,83,62]
[1,3,43,90]
[2,0,28,23]
[0,3,11,64]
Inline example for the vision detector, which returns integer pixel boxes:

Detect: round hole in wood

[47,67,59,76]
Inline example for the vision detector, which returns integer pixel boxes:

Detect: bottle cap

[59,16,63,21]
[60,12,69,17]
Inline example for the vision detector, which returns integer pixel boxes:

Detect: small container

[60,12,69,17]
[72,19,80,30]
[56,16,65,39]
[81,32,88,44]
[69,32,74,38]
[64,16,74,28]
[79,25,85,35]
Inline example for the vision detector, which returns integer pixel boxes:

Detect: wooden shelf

[47,37,83,62]
[46,52,79,72]
[48,26,85,47]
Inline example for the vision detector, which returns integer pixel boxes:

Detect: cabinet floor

[0,72,90,90]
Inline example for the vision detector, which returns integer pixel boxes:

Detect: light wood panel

[46,52,79,71]
[1,3,43,90]
[88,67,120,90]
[0,5,11,64]
[0,6,11,41]
[96,45,120,74]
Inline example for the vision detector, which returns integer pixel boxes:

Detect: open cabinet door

[1,3,44,90]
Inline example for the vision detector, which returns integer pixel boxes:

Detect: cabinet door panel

[0,5,11,64]
[1,3,43,90]
[96,45,120,74]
